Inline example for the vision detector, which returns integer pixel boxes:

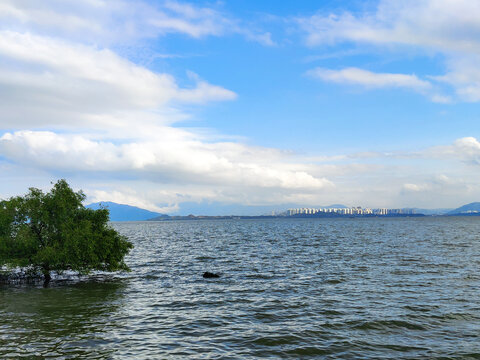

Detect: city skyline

[1,1,480,214]
[286,207,416,216]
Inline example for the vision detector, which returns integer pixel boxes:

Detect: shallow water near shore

[1,217,480,359]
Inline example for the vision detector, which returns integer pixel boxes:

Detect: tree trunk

[43,268,51,286]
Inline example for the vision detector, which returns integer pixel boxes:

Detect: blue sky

[1,0,480,214]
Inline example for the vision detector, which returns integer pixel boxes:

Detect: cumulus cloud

[298,0,480,103]
[0,31,236,130]
[0,131,333,191]
[426,137,480,165]
[3,129,480,210]
[0,128,338,211]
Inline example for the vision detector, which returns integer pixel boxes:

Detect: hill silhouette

[447,202,480,215]
[86,202,167,221]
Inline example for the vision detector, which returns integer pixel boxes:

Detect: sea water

[1,217,480,359]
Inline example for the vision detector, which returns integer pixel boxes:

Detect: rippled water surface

[2,217,480,359]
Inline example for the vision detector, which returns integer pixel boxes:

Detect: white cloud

[0,0,274,46]
[4,131,480,210]
[433,57,480,102]
[298,0,480,102]
[89,189,180,213]
[0,131,333,191]
[400,174,472,209]
[0,31,235,130]
[148,1,229,38]
[426,137,480,165]
[298,0,480,53]
[306,67,453,102]
[402,183,425,192]
[308,67,431,90]
[0,128,338,211]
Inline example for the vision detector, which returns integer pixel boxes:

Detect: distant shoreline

[146,213,431,221]
[89,201,480,221]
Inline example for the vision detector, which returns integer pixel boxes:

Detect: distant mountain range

[85,201,480,221]
[446,202,480,215]
[86,202,167,221]
[413,208,453,215]
[84,202,350,221]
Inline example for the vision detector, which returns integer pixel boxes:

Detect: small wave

[376,343,430,352]
[404,304,436,312]
[284,346,330,356]
[252,334,301,346]
[320,309,344,316]
[144,274,160,280]
[195,256,216,261]
[244,274,276,280]
[349,319,427,331]
[431,312,476,321]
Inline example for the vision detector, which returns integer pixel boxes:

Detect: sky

[1,0,480,215]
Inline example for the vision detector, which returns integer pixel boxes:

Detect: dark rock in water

[203,271,220,278]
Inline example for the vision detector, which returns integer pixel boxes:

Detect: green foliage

[0,180,133,279]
